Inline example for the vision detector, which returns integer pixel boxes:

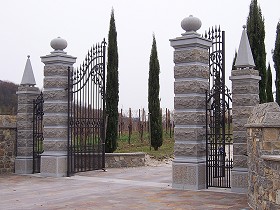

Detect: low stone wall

[105,152,145,168]
[246,103,280,209]
[0,115,17,174]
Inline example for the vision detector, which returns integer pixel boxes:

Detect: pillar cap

[50,37,67,54]
[20,55,36,86]
[181,15,202,33]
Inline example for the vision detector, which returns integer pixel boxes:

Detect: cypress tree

[232,50,237,70]
[273,21,280,105]
[105,9,119,153]
[266,63,274,102]
[247,0,267,103]
[148,34,163,151]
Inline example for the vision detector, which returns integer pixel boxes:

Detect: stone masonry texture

[0,115,16,174]
[246,102,280,209]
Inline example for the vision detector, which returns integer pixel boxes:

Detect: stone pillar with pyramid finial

[230,25,260,193]
[15,56,40,174]
[170,15,212,190]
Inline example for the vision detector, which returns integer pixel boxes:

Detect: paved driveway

[0,164,251,210]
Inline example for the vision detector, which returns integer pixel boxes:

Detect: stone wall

[105,152,145,168]
[246,102,280,209]
[0,115,16,174]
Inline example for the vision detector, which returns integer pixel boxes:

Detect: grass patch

[115,131,174,160]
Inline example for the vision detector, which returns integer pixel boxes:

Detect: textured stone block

[16,147,33,156]
[44,102,68,113]
[17,130,33,140]
[44,115,68,126]
[43,139,68,151]
[174,80,208,94]
[263,128,279,142]
[43,89,68,101]
[44,127,67,139]
[174,48,208,64]
[232,81,259,94]
[174,127,205,141]
[174,95,205,110]
[233,154,248,168]
[16,119,33,130]
[17,93,39,104]
[231,170,248,193]
[40,155,67,177]
[172,162,206,190]
[232,106,253,119]
[44,77,68,89]
[14,157,33,174]
[44,65,69,77]
[232,94,259,106]
[174,142,205,157]
[174,65,208,79]
[17,103,34,113]
[233,143,247,156]
[231,69,259,77]
[174,111,205,125]
[232,118,248,132]
[233,131,247,143]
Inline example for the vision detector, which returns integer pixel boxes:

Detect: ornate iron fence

[67,40,106,176]
[33,92,44,173]
[205,27,233,188]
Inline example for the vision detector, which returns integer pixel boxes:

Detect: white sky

[0,0,279,110]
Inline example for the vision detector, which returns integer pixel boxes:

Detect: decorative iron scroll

[205,27,233,188]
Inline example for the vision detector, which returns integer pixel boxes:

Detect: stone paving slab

[0,164,251,210]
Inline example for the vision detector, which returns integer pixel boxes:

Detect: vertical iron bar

[102,40,106,170]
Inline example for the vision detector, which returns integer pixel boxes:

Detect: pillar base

[40,152,67,177]
[231,168,248,193]
[15,156,33,174]
[172,160,206,190]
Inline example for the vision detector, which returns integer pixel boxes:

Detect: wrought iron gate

[205,27,233,188]
[67,40,106,176]
[33,92,44,173]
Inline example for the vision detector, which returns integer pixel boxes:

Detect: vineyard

[116,108,175,159]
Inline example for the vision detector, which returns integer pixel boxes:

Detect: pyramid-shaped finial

[20,55,36,86]
[235,25,255,69]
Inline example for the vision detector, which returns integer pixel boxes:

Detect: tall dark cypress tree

[105,9,119,153]
[273,21,280,105]
[247,0,267,103]
[266,63,274,102]
[148,34,162,151]
[232,50,237,70]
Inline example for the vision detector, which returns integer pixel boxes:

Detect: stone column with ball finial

[40,37,76,177]
[170,15,212,190]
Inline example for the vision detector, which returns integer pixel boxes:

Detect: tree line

[0,80,18,115]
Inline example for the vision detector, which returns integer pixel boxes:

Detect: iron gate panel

[33,92,44,173]
[67,40,106,176]
[205,27,233,188]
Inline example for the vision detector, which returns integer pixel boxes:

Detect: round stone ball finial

[50,37,67,51]
[181,15,202,33]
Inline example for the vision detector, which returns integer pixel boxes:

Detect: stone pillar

[40,37,76,177]
[229,26,260,193]
[15,56,39,174]
[230,69,260,193]
[170,15,212,190]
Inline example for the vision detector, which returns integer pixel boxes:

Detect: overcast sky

[0,0,279,110]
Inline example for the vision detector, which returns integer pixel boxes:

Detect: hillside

[0,80,18,114]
